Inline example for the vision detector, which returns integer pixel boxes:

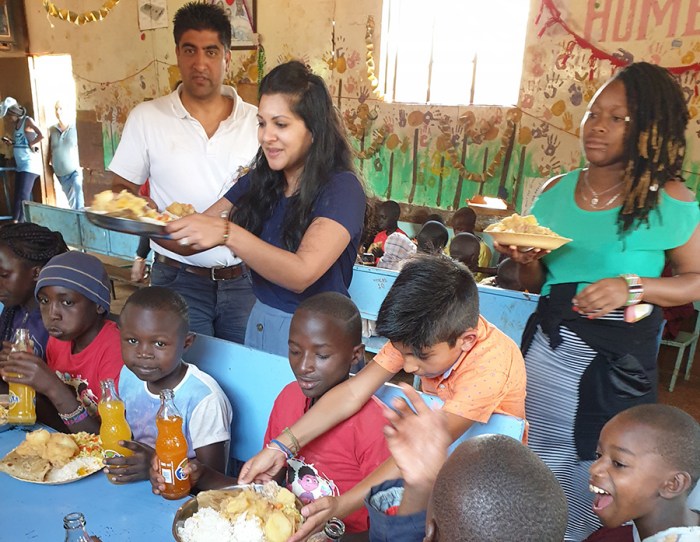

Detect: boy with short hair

[449,232,484,280]
[451,206,492,269]
[152,292,390,533]
[0,251,123,433]
[370,200,406,253]
[416,221,449,255]
[104,286,232,483]
[590,404,700,542]
[240,255,527,541]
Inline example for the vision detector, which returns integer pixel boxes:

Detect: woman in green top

[497,62,700,541]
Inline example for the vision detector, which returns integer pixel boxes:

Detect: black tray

[84,209,170,239]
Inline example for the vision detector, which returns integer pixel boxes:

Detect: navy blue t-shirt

[225,170,366,313]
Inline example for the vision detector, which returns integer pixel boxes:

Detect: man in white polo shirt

[109,2,258,343]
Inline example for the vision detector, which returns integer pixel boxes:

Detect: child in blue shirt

[104,286,232,483]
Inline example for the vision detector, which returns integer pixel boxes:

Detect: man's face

[175,29,230,101]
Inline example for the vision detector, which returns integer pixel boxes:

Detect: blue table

[0,425,184,541]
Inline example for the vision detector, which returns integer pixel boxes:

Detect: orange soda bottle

[155,388,190,500]
[98,378,132,481]
[7,328,36,425]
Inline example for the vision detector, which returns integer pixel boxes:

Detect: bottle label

[159,460,175,484]
[175,458,189,481]
[103,450,124,459]
[8,391,18,405]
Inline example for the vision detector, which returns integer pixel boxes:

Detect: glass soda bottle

[99,378,132,481]
[155,388,190,499]
[7,328,36,425]
[306,518,346,541]
[63,512,93,542]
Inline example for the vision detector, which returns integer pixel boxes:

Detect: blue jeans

[244,300,293,357]
[13,171,39,222]
[57,169,84,210]
[150,260,256,344]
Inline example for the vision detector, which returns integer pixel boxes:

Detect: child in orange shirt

[239,254,527,540]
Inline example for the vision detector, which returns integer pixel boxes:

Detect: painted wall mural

[23,0,700,214]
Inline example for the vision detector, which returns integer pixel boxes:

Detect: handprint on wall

[568,83,583,106]
[544,73,563,99]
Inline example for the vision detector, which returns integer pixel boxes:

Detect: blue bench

[348,264,538,351]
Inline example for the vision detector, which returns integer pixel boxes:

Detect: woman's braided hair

[614,62,689,232]
[0,223,68,342]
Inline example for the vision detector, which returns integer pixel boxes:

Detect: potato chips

[485,213,564,237]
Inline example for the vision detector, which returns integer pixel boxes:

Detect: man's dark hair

[296,292,362,345]
[375,255,478,351]
[122,286,190,334]
[173,2,231,49]
[417,221,449,254]
[451,207,477,234]
[380,200,401,222]
[431,434,567,541]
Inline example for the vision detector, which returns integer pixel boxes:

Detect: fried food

[90,190,195,224]
[196,483,302,542]
[43,433,79,468]
[16,428,50,456]
[166,202,196,217]
[485,213,564,237]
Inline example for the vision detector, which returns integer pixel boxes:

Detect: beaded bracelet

[269,439,294,459]
[282,427,301,455]
[59,403,89,426]
[620,274,644,306]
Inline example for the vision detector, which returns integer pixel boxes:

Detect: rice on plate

[176,483,303,542]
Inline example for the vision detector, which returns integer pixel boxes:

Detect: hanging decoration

[43,0,120,25]
[537,0,700,75]
[365,16,384,99]
[355,126,389,160]
[440,111,520,183]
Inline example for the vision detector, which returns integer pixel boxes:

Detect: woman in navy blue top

[165,61,366,355]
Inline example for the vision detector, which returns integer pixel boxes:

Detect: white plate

[485,231,572,251]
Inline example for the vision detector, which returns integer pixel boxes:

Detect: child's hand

[287,496,340,542]
[103,440,154,484]
[237,447,287,485]
[149,453,166,495]
[492,241,550,265]
[0,351,60,395]
[382,383,450,491]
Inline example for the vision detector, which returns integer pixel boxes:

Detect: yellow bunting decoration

[43,0,120,25]
[365,16,384,99]
[356,126,389,160]
[440,113,518,183]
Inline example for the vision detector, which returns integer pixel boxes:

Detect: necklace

[583,170,623,208]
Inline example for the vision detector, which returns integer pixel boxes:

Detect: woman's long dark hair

[0,223,68,342]
[231,61,360,251]
[613,62,689,232]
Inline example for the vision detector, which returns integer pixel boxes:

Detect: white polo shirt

[109,85,259,267]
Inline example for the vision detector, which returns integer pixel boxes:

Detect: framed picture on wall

[207,0,257,50]
[0,2,12,42]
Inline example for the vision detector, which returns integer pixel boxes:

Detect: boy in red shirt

[0,251,123,433]
[240,254,527,541]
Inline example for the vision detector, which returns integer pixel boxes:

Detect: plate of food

[0,428,103,484]
[484,213,572,251]
[85,190,196,239]
[173,483,304,542]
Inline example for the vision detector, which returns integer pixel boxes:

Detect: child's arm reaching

[103,440,154,483]
[238,361,396,484]
[0,351,99,433]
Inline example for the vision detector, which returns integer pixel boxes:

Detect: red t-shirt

[372,228,407,250]
[264,382,390,533]
[47,320,124,417]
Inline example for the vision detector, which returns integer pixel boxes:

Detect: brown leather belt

[154,254,247,281]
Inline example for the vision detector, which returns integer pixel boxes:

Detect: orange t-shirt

[373,316,526,423]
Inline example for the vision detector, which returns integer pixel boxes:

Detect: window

[378,0,530,106]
